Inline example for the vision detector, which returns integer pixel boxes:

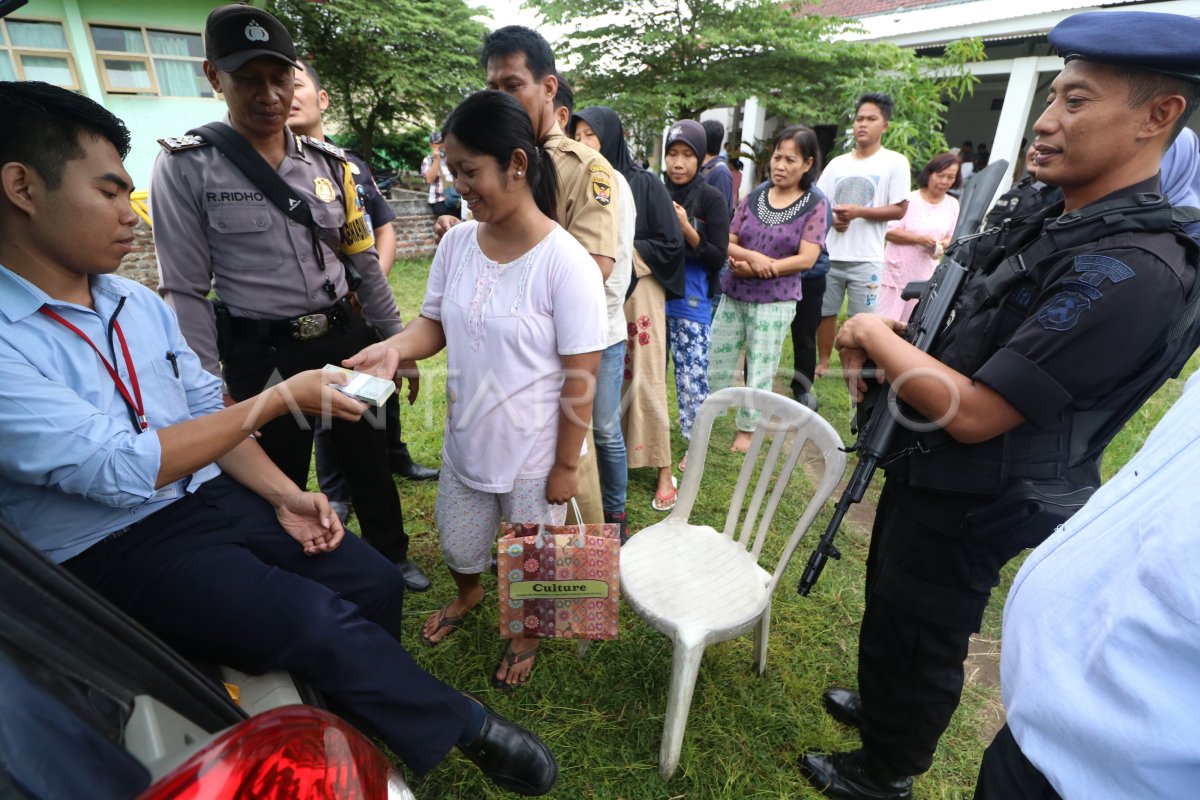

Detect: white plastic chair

[620,387,847,779]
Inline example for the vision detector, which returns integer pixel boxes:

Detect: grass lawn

[346,256,1197,799]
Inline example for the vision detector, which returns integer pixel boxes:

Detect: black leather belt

[228,296,354,342]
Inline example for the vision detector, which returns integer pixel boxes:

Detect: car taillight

[139,705,415,800]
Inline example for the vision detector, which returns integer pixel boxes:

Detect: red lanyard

[38,306,148,432]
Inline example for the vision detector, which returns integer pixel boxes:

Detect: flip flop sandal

[491,642,539,692]
[651,475,678,512]
[421,604,466,648]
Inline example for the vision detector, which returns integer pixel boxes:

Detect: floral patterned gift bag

[497,501,621,640]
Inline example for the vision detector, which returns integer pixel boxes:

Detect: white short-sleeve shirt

[421,221,608,492]
[816,146,911,264]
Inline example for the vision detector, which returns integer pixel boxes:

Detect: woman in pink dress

[876,153,961,322]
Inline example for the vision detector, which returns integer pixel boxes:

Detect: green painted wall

[19,0,227,186]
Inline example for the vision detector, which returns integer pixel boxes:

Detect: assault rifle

[797,159,1010,596]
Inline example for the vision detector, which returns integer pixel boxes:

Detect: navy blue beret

[1049,11,1200,83]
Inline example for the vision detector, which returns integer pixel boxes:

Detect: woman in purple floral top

[707,125,828,451]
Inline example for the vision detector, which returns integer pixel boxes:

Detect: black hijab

[572,106,685,299]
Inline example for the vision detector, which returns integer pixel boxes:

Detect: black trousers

[790,275,826,396]
[857,479,1027,776]
[63,475,468,774]
[974,724,1062,799]
[315,382,405,506]
[223,315,408,562]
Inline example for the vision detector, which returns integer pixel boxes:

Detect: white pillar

[988,56,1042,200]
[741,95,767,192]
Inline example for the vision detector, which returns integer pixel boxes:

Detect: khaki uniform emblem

[591,175,612,207]
[313,177,337,203]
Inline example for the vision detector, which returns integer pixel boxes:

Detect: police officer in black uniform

[800,11,1200,799]
[983,143,1063,230]
[151,5,430,591]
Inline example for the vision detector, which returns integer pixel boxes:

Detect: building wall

[19,0,225,187]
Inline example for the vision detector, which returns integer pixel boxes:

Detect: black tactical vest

[890,193,1200,498]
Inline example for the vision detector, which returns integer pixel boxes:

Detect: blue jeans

[595,340,628,514]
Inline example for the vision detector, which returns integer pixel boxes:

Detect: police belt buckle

[292,313,330,340]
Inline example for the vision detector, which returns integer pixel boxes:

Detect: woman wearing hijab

[572,106,685,512]
[662,120,730,460]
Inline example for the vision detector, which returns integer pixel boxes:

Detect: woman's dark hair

[442,90,558,221]
[773,125,822,191]
[0,81,130,190]
[917,152,963,189]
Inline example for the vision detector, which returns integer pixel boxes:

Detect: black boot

[800,750,913,800]
[389,442,439,480]
[822,686,862,729]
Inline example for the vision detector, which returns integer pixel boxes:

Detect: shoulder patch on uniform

[591,172,612,206]
[1038,290,1092,331]
[1074,254,1135,285]
[157,134,208,153]
[299,135,347,162]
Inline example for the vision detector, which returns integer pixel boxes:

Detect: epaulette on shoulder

[158,134,209,153]
[299,134,347,162]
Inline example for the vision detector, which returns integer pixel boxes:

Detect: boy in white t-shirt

[814,93,911,376]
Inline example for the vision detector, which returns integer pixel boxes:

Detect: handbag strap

[534,497,583,545]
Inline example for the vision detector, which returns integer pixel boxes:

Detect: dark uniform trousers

[973,724,1063,800]
[858,479,1029,777]
[63,474,469,774]
[790,274,826,395]
[222,313,409,563]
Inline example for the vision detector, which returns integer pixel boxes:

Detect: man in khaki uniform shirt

[150,4,430,591]
[435,26,619,528]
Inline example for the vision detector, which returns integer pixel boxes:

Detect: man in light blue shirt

[977,369,1200,799]
[0,80,557,795]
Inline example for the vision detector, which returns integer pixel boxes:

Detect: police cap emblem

[245,20,269,42]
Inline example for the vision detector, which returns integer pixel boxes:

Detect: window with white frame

[0,18,80,89]
[89,24,212,98]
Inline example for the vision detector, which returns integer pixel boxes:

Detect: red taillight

[139,705,412,800]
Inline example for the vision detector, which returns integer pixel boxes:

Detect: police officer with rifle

[799,11,1200,799]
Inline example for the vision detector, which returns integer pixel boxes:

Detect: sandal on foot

[651,476,678,512]
[491,642,539,692]
[421,603,467,648]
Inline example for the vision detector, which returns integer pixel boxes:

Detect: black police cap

[1048,11,1200,84]
[205,4,298,73]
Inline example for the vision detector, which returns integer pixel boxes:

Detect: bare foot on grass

[731,431,753,453]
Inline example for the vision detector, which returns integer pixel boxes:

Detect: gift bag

[497,500,620,640]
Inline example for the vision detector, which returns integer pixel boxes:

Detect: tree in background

[535,0,982,172]
[267,0,485,160]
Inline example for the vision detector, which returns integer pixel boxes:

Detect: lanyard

[38,305,148,433]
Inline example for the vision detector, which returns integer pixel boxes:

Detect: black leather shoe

[389,444,439,480]
[458,692,558,796]
[800,750,912,800]
[822,686,862,729]
[396,559,432,592]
